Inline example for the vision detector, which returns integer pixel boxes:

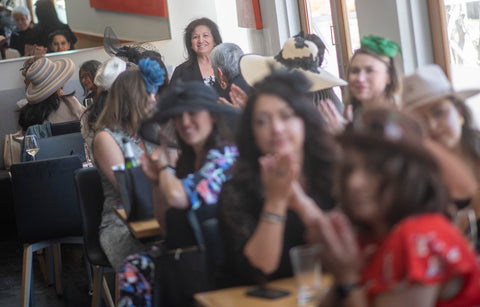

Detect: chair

[36,132,86,163]
[10,156,84,307]
[74,167,115,307]
[51,120,81,136]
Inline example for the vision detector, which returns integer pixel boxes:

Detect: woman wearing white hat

[403,64,480,239]
[18,56,85,132]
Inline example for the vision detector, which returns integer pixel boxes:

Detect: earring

[460,117,465,126]
[220,80,227,90]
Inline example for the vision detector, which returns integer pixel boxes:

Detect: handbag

[151,208,222,307]
[4,130,24,169]
[114,166,154,221]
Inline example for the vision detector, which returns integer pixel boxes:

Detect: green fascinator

[360,35,401,58]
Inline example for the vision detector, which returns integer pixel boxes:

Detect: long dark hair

[18,91,73,131]
[233,70,336,209]
[175,113,233,178]
[184,17,222,63]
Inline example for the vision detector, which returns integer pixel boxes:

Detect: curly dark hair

[183,17,222,63]
[232,69,336,208]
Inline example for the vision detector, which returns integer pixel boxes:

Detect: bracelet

[159,165,171,172]
[260,211,286,223]
[336,282,360,300]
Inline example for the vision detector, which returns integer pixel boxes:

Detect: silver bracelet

[260,211,286,223]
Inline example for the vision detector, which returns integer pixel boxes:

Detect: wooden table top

[194,275,333,307]
[115,207,162,239]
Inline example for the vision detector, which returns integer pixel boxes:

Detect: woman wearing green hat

[345,35,402,120]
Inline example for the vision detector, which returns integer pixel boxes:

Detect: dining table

[194,275,333,307]
[115,207,161,239]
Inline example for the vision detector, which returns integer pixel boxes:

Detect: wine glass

[24,135,40,161]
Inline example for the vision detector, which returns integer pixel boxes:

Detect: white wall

[355,0,434,75]
[65,0,170,41]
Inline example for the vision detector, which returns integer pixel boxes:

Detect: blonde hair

[95,69,151,136]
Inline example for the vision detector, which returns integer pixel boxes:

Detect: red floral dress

[361,214,480,307]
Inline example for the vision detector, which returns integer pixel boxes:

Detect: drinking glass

[24,135,40,161]
[289,244,324,306]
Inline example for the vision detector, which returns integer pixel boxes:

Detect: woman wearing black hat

[118,81,239,307]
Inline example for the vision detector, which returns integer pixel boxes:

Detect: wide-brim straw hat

[240,36,347,92]
[402,64,480,111]
[94,57,127,91]
[26,57,74,104]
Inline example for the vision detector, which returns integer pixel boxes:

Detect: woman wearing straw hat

[240,32,347,109]
[402,64,480,246]
[18,56,85,132]
[309,108,480,307]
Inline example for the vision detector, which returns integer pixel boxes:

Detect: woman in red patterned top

[311,108,480,307]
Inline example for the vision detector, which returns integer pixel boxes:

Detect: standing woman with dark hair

[25,0,76,50]
[170,17,222,87]
[217,70,336,287]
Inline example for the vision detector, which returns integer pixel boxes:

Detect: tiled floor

[0,229,93,307]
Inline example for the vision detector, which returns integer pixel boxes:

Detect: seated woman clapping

[311,109,480,307]
[216,69,336,286]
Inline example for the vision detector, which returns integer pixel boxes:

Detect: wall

[355,0,434,74]
[65,0,170,41]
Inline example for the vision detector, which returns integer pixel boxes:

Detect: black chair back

[10,156,83,243]
[36,132,86,162]
[74,167,110,267]
[51,120,81,136]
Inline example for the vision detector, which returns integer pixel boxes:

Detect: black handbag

[151,208,222,307]
[114,166,154,221]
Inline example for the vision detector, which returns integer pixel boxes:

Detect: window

[298,0,360,98]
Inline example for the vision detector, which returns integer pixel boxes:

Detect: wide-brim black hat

[155,80,239,123]
[139,80,240,145]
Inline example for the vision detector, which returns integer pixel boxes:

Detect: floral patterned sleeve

[181,145,238,210]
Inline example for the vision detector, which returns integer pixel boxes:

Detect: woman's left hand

[317,99,347,134]
[229,84,248,109]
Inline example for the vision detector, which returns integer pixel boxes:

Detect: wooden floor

[0,223,101,307]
